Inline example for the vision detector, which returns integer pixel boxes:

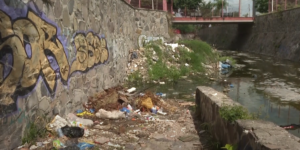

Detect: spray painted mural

[0,1,109,116]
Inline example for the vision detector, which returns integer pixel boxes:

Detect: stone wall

[198,8,300,62]
[0,0,169,148]
[196,86,300,150]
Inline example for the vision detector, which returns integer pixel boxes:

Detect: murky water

[139,50,300,138]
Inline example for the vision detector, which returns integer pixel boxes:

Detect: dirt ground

[20,87,215,150]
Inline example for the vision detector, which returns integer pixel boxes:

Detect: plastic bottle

[127,104,133,112]
[57,128,64,137]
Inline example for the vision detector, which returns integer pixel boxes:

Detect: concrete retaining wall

[0,0,169,148]
[198,8,300,62]
[196,86,300,150]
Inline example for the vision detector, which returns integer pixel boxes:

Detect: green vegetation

[222,144,237,150]
[172,24,196,34]
[22,122,48,145]
[22,115,49,145]
[219,104,258,123]
[255,0,268,13]
[127,70,143,85]
[144,40,218,82]
[173,0,202,9]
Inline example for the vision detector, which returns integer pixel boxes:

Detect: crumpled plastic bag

[46,115,70,134]
[141,97,153,109]
[61,125,84,138]
[95,109,125,119]
[67,113,94,127]
[77,142,94,150]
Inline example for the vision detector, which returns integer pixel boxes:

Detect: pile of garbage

[18,86,203,150]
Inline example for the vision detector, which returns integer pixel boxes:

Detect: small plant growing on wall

[219,104,257,123]
[221,144,237,150]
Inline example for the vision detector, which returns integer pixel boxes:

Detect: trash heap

[19,86,202,150]
[126,42,193,82]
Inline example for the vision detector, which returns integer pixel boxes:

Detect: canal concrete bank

[196,86,300,150]
[198,7,300,62]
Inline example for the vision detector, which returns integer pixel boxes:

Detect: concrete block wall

[0,0,169,148]
[196,86,300,150]
[198,8,300,62]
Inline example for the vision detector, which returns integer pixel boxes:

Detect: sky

[204,0,254,17]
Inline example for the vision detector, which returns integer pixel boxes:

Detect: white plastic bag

[95,109,126,119]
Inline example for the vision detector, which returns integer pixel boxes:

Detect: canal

[146,50,300,138]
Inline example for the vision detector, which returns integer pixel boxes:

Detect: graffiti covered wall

[0,0,169,148]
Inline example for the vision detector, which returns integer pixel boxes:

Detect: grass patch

[179,40,218,71]
[143,40,218,82]
[22,122,48,145]
[219,104,258,123]
[127,70,143,85]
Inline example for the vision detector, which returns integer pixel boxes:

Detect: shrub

[219,104,257,122]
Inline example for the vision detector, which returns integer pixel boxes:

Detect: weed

[22,122,48,145]
[172,24,196,34]
[144,40,218,82]
[127,70,143,85]
[219,104,257,123]
[222,144,237,150]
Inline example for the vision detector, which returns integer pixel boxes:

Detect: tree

[213,0,229,12]
[255,0,268,13]
[173,0,203,9]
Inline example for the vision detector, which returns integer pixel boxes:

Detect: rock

[29,145,38,150]
[94,137,110,144]
[151,133,165,140]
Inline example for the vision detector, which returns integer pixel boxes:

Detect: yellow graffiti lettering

[70,32,108,75]
[0,9,69,105]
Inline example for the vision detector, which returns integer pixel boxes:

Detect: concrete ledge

[196,86,300,150]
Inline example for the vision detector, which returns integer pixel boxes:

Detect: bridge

[125,0,255,24]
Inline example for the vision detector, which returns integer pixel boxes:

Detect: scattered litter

[94,137,110,145]
[67,113,93,127]
[77,142,94,150]
[127,87,136,93]
[61,125,84,138]
[108,142,122,148]
[96,109,126,119]
[120,107,130,113]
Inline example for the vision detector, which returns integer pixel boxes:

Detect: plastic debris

[127,87,136,93]
[140,97,154,110]
[77,142,94,150]
[76,111,94,117]
[127,104,133,112]
[95,109,126,119]
[46,115,69,134]
[57,128,64,137]
[61,125,84,138]
[94,137,110,145]
[120,107,130,113]
[157,109,167,115]
[108,142,122,148]
[156,92,166,97]
[53,139,65,149]
[76,110,83,113]
[67,113,94,127]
